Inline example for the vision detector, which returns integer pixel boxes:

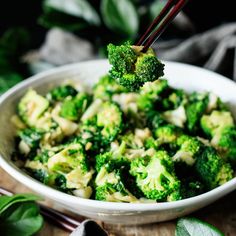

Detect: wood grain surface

[1,167,236,236]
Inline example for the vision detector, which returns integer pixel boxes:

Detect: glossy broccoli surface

[107,42,164,91]
[13,72,235,203]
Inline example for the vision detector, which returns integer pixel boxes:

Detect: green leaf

[44,0,101,26]
[0,194,42,214]
[39,7,89,31]
[101,0,139,37]
[176,218,224,236]
[0,202,43,236]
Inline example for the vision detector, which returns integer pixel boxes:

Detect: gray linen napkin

[37,23,236,80]
[155,22,236,80]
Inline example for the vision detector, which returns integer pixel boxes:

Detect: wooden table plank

[0,167,236,236]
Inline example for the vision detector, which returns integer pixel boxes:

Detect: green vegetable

[18,89,49,127]
[130,151,181,201]
[176,217,224,236]
[213,126,236,164]
[201,110,234,137]
[96,101,123,143]
[13,76,236,203]
[107,42,164,91]
[185,92,209,133]
[60,93,91,121]
[46,85,78,102]
[93,74,127,100]
[19,128,44,149]
[0,194,43,236]
[195,146,233,189]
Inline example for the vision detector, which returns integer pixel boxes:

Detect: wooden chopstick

[0,187,82,232]
[136,0,189,51]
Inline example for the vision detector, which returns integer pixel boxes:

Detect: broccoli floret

[18,89,49,126]
[28,169,56,186]
[46,85,77,102]
[130,151,180,201]
[173,135,203,166]
[195,146,233,189]
[107,42,164,91]
[54,174,68,192]
[212,126,236,164]
[95,167,138,202]
[146,111,167,130]
[162,89,186,111]
[200,110,234,138]
[95,182,138,203]
[93,74,127,100]
[154,124,182,145]
[185,92,209,133]
[47,143,88,173]
[163,105,187,128]
[47,143,94,198]
[18,128,44,149]
[60,93,91,121]
[97,102,123,143]
[95,152,129,173]
[137,79,169,111]
[33,149,50,164]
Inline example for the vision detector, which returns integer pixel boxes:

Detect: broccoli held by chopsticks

[107,42,164,91]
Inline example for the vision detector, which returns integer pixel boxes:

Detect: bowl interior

[1,59,236,224]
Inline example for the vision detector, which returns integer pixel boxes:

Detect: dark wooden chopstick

[0,187,82,232]
[136,0,189,51]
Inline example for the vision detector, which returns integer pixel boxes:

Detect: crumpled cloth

[154,22,236,80]
[38,23,236,81]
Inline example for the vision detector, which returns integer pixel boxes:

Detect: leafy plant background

[0,0,235,94]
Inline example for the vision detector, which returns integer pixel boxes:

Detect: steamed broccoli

[95,182,138,203]
[154,124,182,145]
[60,93,91,121]
[185,92,209,133]
[47,143,88,173]
[28,169,56,186]
[95,162,138,203]
[137,79,169,111]
[95,152,129,173]
[130,151,181,201]
[200,110,234,137]
[19,128,44,149]
[18,89,49,126]
[107,42,164,91]
[212,126,236,164]
[96,101,123,143]
[173,135,203,166]
[93,74,127,100]
[146,110,167,131]
[46,85,78,102]
[195,146,233,189]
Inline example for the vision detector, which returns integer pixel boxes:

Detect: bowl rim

[1,59,236,212]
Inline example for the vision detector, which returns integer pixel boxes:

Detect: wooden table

[1,167,236,236]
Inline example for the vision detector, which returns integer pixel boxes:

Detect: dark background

[1,0,236,48]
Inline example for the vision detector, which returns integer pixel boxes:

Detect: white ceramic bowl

[0,60,236,225]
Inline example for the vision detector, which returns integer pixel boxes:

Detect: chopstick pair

[136,0,189,51]
[0,187,81,232]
